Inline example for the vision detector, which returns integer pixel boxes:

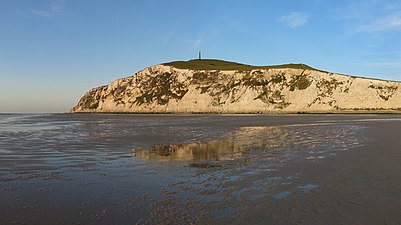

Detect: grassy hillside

[163,59,321,71]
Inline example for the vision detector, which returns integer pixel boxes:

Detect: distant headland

[71,59,401,113]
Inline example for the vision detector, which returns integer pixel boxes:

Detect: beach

[1,114,401,224]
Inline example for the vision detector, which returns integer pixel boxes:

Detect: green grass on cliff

[163,59,321,71]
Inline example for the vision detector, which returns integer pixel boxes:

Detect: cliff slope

[71,59,401,113]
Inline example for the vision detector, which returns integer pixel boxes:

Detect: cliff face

[71,60,401,113]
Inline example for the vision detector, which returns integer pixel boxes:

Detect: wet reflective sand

[1,114,401,224]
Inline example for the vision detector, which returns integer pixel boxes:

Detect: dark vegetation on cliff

[164,59,321,71]
[134,72,188,105]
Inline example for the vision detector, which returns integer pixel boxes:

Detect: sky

[1,0,401,112]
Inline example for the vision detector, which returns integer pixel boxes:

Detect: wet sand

[1,114,401,224]
[235,121,401,225]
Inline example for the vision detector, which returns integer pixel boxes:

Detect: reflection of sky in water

[0,114,79,132]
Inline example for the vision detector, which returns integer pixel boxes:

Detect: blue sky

[1,0,401,112]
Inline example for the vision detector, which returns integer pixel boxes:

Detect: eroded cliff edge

[71,60,401,113]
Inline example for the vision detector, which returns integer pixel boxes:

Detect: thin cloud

[160,30,175,45]
[331,0,375,21]
[330,1,401,33]
[280,12,308,28]
[31,0,64,17]
[192,37,203,50]
[184,30,218,51]
[352,61,401,67]
[357,13,401,32]
[50,0,63,14]
[32,9,52,17]
[223,15,257,36]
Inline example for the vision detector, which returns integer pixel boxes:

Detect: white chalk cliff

[71,60,401,113]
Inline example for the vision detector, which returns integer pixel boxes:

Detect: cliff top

[163,59,321,71]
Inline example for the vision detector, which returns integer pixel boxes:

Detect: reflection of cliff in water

[134,124,365,163]
[135,127,286,161]
[134,140,243,161]
[134,126,287,162]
